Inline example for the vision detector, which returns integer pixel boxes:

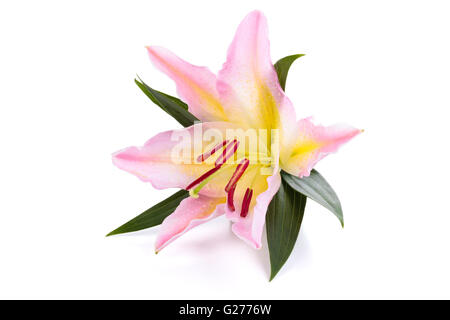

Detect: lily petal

[146,46,227,122]
[225,148,281,250]
[217,10,297,139]
[155,195,226,252]
[226,165,281,249]
[112,122,239,198]
[281,118,362,178]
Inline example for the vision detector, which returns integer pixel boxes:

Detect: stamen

[240,188,253,218]
[186,165,223,191]
[224,158,250,193]
[227,185,236,211]
[189,168,222,198]
[196,140,229,163]
[186,138,241,200]
[215,139,239,167]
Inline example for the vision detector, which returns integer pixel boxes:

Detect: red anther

[227,185,236,211]
[196,140,229,163]
[185,164,223,190]
[240,188,253,218]
[215,139,239,167]
[224,158,250,193]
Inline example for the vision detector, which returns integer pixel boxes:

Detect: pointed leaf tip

[135,77,198,127]
[106,190,189,236]
[274,54,306,91]
[281,170,344,227]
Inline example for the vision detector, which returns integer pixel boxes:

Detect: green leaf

[274,54,305,91]
[281,170,344,227]
[106,190,189,236]
[266,177,307,281]
[135,78,198,127]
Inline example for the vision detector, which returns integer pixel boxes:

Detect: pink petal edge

[282,118,362,178]
[146,46,226,122]
[155,196,226,252]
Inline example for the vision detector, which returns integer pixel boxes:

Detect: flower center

[186,139,253,217]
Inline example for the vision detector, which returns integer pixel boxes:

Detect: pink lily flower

[112,11,361,252]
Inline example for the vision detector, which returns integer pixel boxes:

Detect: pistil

[188,168,223,198]
[186,165,223,191]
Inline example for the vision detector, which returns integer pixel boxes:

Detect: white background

[1,0,449,299]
